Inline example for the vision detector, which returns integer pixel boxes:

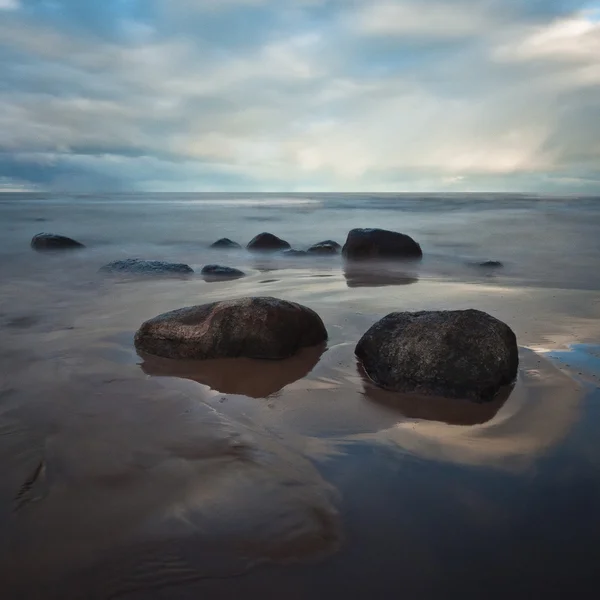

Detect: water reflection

[139,344,327,398]
[344,262,419,288]
[359,364,512,426]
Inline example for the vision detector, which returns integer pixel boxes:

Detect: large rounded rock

[100,258,193,275]
[307,240,341,255]
[247,233,291,252]
[135,296,328,360]
[210,238,241,250]
[31,233,85,251]
[342,228,422,260]
[356,309,518,401]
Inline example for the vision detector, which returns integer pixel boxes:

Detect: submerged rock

[201,264,245,280]
[247,233,291,252]
[342,228,422,261]
[100,258,194,276]
[210,238,242,250]
[356,309,518,401]
[282,249,308,257]
[31,233,85,251]
[307,240,341,255]
[135,296,328,360]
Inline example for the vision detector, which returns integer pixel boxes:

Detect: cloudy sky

[1,0,600,192]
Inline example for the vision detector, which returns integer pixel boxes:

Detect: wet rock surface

[247,233,291,252]
[135,296,328,360]
[307,240,341,255]
[201,264,245,280]
[342,228,422,261]
[100,258,194,275]
[31,233,85,251]
[356,309,518,401]
[210,238,242,249]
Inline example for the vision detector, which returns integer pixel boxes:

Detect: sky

[1,0,600,193]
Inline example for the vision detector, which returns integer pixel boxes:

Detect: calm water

[1,193,600,599]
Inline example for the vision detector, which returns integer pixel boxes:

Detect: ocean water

[1,193,600,599]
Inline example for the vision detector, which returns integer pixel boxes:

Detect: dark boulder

[100,258,193,276]
[356,309,518,402]
[247,233,291,252]
[201,264,245,280]
[135,296,328,360]
[31,233,85,251]
[282,249,308,257]
[307,240,341,255]
[210,238,242,250]
[342,228,422,261]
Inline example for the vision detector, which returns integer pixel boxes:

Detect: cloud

[0,0,19,9]
[0,0,599,191]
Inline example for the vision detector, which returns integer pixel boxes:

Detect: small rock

[100,258,194,275]
[201,265,245,280]
[210,238,242,249]
[478,260,503,268]
[356,309,518,401]
[307,240,341,255]
[247,233,291,252]
[31,233,85,251]
[135,296,328,360]
[342,228,422,260]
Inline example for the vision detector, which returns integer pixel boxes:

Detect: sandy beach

[1,194,600,599]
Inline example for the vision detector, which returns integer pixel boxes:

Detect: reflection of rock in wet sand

[1,375,340,597]
[360,365,512,426]
[349,348,583,470]
[139,344,326,397]
[343,263,419,288]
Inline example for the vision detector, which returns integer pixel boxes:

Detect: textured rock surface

[356,309,518,401]
[342,228,422,260]
[201,264,245,279]
[210,238,242,249]
[100,258,193,275]
[31,233,85,251]
[135,296,328,360]
[307,240,341,255]
[247,233,291,252]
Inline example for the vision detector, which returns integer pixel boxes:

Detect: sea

[0,192,599,599]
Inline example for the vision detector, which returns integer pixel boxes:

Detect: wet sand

[1,195,600,598]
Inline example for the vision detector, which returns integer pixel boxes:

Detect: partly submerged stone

[477,260,503,268]
[307,240,341,255]
[356,309,518,402]
[282,249,309,257]
[100,258,194,276]
[31,233,85,251]
[135,296,328,360]
[210,238,242,250]
[342,228,422,261]
[247,233,291,252]
[201,264,245,280]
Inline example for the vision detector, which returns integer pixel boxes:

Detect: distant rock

[307,240,341,255]
[477,260,503,268]
[201,264,245,280]
[210,238,242,250]
[247,233,291,252]
[282,249,308,257]
[31,233,85,251]
[100,258,194,276]
[135,296,328,360]
[342,228,422,261]
[356,309,518,402]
